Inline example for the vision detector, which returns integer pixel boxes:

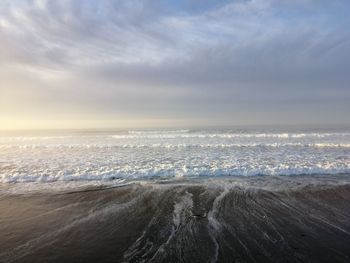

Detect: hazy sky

[1,0,350,129]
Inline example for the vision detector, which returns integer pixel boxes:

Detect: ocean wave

[1,166,350,183]
[1,143,350,149]
[2,132,350,142]
[1,131,349,184]
[128,130,190,134]
[112,132,350,139]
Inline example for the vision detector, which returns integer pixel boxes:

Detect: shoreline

[1,175,350,262]
[2,173,350,195]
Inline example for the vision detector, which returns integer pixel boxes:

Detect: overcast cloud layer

[1,0,350,128]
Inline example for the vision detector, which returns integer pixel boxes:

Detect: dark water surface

[1,175,350,263]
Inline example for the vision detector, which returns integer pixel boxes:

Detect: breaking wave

[1,130,349,183]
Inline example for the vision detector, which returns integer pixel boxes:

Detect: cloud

[0,0,350,127]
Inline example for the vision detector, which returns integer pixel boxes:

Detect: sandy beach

[1,175,350,263]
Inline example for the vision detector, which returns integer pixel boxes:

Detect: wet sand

[1,175,350,263]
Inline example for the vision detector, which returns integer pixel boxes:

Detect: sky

[0,0,350,130]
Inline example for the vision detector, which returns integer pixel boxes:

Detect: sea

[1,128,350,262]
[1,128,349,184]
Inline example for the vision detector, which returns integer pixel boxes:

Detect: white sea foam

[0,130,349,183]
[128,129,190,134]
[111,132,350,139]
